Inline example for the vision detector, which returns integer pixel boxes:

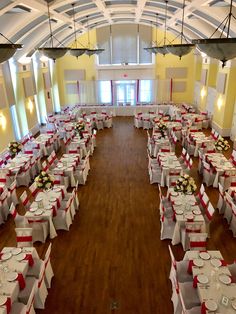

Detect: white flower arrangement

[74,121,85,132]
[174,174,197,195]
[34,171,54,190]
[215,137,230,152]
[8,141,22,156]
[156,120,167,137]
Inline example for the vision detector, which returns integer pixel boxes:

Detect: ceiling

[1,0,236,60]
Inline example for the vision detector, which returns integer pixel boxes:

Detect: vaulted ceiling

[1,0,236,60]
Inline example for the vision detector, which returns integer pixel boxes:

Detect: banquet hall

[1,0,236,313]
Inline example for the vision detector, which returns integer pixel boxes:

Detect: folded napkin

[193,275,199,288]
[187,260,194,274]
[23,254,34,267]
[3,297,11,314]
[17,273,26,290]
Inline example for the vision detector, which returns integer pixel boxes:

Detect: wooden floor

[1,116,236,314]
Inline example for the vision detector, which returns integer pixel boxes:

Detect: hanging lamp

[84,16,104,56]
[144,18,159,54]
[38,1,68,61]
[0,33,22,64]
[70,3,86,57]
[166,0,194,59]
[156,1,170,56]
[192,0,236,67]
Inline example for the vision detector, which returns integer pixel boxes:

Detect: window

[139,80,153,103]
[98,81,112,104]
[10,105,21,140]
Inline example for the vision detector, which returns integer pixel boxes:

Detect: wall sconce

[217,95,223,110]
[201,87,206,98]
[0,113,7,130]
[27,99,34,114]
[40,55,49,63]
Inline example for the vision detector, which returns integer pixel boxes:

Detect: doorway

[113,80,136,106]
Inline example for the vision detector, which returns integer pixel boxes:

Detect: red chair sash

[17,236,32,242]
[190,241,207,248]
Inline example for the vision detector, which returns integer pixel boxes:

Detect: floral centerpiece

[156,120,167,138]
[174,174,197,195]
[74,121,85,138]
[215,137,230,152]
[35,171,54,190]
[8,141,22,157]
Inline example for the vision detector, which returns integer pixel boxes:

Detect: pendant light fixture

[156,0,170,56]
[192,0,236,67]
[144,17,159,54]
[85,16,104,56]
[70,3,86,57]
[0,33,22,64]
[166,0,194,59]
[38,0,68,61]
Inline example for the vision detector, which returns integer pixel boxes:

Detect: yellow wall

[0,106,15,153]
[152,28,195,103]
[56,30,97,106]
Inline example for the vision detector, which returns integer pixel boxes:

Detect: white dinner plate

[185,213,194,220]
[193,259,204,267]
[15,253,26,261]
[29,207,38,212]
[45,205,52,210]
[218,274,232,285]
[199,252,211,260]
[49,197,57,202]
[175,209,183,215]
[34,209,44,216]
[174,201,182,206]
[205,300,218,311]
[197,274,209,284]
[210,259,222,268]
[57,164,63,168]
[53,187,61,192]
[6,271,18,282]
[35,197,43,202]
[0,296,7,306]
[1,253,12,261]
[12,248,22,256]
[232,300,236,310]
[193,209,201,215]
[189,200,197,205]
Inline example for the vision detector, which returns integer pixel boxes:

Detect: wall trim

[212,120,231,137]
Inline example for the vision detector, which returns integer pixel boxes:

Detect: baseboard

[212,121,231,137]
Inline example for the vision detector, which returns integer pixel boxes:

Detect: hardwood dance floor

[1,116,236,314]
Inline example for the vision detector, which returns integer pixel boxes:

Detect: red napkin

[220,260,228,266]
[193,275,199,288]
[23,254,34,267]
[56,198,60,208]
[17,273,26,290]
[187,260,194,274]
[52,205,57,217]
[201,302,207,314]
[3,297,11,314]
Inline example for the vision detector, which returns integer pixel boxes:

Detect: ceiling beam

[135,0,148,23]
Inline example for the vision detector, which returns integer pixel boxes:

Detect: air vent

[50,18,58,23]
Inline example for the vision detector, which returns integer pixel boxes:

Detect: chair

[219,169,236,191]
[29,182,39,198]
[229,202,236,237]
[11,285,35,314]
[52,203,72,231]
[178,148,187,165]
[202,161,215,187]
[179,287,201,314]
[27,217,49,243]
[180,222,203,251]
[10,203,28,227]
[34,261,48,309]
[44,243,54,288]
[8,180,19,206]
[17,161,31,187]
[195,184,205,203]
[15,228,33,247]
[160,214,176,240]
[188,233,208,250]
[228,262,236,282]
[166,169,182,188]
[217,183,225,214]
[0,188,9,221]
[224,192,234,224]
[20,191,31,209]
[17,278,37,313]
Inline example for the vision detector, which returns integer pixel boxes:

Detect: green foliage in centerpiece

[8,141,22,157]
[74,121,85,138]
[215,137,230,152]
[156,120,167,137]
[174,174,197,195]
[35,171,54,190]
